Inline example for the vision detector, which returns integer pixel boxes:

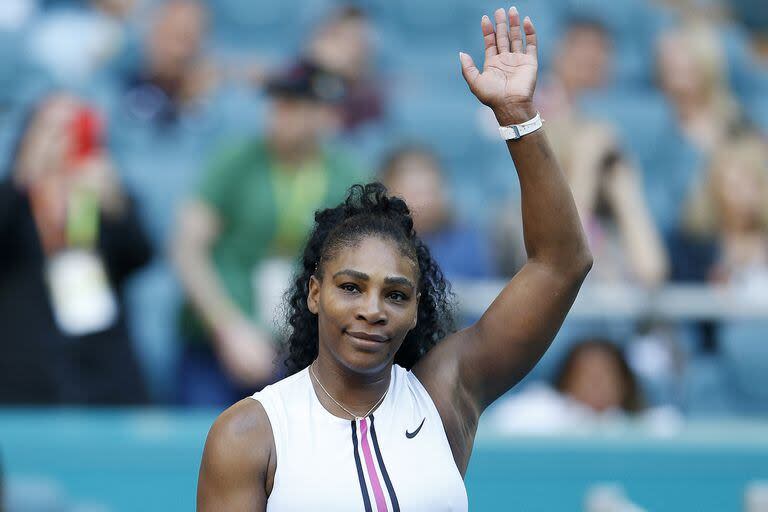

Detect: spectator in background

[656,22,749,155]
[673,137,768,288]
[0,93,151,404]
[551,126,669,287]
[535,16,612,120]
[544,117,671,394]
[171,63,363,406]
[497,18,667,287]
[554,339,644,414]
[119,0,215,127]
[303,5,384,132]
[378,144,496,282]
[488,338,679,435]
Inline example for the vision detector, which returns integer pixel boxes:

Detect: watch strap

[498,112,543,140]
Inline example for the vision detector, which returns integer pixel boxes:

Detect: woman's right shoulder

[202,398,276,484]
[206,398,275,465]
[198,399,277,509]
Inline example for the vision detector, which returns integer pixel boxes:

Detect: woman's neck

[310,351,392,419]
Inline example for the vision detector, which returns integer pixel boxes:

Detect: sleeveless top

[249,364,469,511]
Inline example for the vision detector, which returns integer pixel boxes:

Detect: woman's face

[310,17,370,78]
[562,346,625,413]
[384,154,447,235]
[656,33,705,104]
[308,235,420,375]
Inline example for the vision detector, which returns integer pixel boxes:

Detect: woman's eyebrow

[333,269,414,290]
[333,269,369,281]
[384,276,415,290]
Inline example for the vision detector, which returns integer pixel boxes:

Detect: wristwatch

[498,112,543,140]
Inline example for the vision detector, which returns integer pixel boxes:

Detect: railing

[452,282,768,320]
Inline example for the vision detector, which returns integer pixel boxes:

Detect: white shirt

[250,364,468,511]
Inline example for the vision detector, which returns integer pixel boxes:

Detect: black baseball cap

[265,60,346,104]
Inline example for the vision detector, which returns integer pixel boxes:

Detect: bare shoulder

[197,398,276,511]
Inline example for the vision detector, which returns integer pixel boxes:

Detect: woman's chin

[338,344,396,374]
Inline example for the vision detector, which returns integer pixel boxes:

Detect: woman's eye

[388,292,408,302]
[340,283,359,293]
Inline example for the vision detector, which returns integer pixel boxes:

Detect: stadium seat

[719,321,768,415]
[208,0,332,53]
[682,353,734,417]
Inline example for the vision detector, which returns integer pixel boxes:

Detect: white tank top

[250,364,469,511]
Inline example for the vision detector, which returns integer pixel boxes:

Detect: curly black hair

[281,182,455,374]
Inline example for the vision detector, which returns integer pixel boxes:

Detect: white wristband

[498,112,543,140]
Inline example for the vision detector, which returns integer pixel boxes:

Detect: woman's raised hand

[459,7,538,125]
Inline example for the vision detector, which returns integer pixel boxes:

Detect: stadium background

[1,0,767,510]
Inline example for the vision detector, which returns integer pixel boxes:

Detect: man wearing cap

[171,63,364,406]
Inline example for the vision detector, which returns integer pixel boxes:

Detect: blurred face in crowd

[656,29,724,108]
[553,24,611,93]
[382,151,448,235]
[92,0,137,18]
[657,33,702,104]
[267,97,338,155]
[15,94,80,185]
[148,0,206,77]
[309,14,371,79]
[560,345,625,413]
[712,149,768,233]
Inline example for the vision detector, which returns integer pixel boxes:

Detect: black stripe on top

[350,420,373,512]
[369,414,400,512]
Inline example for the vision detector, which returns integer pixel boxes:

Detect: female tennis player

[198,7,592,510]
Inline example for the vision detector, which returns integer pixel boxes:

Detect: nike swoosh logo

[405,417,426,439]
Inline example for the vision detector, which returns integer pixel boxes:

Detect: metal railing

[452,282,768,321]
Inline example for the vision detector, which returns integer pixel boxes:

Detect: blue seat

[682,353,733,417]
[578,89,669,162]
[209,0,331,52]
[749,96,768,134]
[722,24,768,104]
[719,321,768,415]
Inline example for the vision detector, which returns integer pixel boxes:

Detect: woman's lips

[345,331,390,343]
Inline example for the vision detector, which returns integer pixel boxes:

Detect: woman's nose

[355,293,387,325]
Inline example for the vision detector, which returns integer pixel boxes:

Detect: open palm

[460,7,538,112]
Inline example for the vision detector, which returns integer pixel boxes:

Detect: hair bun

[341,183,413,231]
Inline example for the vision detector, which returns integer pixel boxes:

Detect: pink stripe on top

[359,418,388,512]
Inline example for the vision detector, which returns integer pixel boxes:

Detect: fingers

[481,15,497,65]
[523,15,537,57]
[493,8,510,53]
[459,52,480,90]
[509,6,523,53]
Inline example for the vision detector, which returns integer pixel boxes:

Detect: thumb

[459,52,480,91]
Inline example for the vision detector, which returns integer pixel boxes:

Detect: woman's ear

[307,275,320,314]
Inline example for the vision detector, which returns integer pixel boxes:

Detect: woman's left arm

[416,8,591,414]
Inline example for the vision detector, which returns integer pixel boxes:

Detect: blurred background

[1,0,767,510]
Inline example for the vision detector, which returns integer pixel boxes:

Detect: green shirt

[180,140,363,343]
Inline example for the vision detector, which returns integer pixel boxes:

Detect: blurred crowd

[0,0,767,425]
